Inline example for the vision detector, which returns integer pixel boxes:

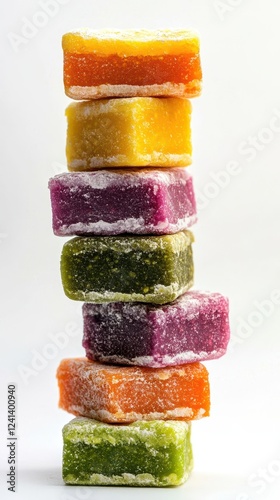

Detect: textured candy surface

[66,98,192,170]
[60,231,194,304]
[62,417,193,486]
[57,358,210,423]
[63,29,202,100]
[49,168,197,236]
[83,290,230,367]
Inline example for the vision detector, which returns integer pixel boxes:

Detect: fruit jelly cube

[48,168,197,236]
[82,290,230,367]
[62,417,193,486]
[60,230,194,304]
[57,358,210,423]
[66,97,192,170]
[63,29,202,100]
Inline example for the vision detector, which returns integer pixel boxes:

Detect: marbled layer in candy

[82,290,230,367]
[49,168,197,236]
[57,358,210,423]
[60,231,194,304]
[66,98,192,170]
[63,417,193,486]
[63,29,202,100]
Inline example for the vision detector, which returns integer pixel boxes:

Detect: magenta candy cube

[48,168,197,236]
[82,291,230,368]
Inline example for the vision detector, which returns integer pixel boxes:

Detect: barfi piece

[62,417,193,486]
[49,168,197,236]
[63,29,202,100]
[82,291,230,367]
[57,358,210,423]
[60,231,194,304]
[66,98,192,170]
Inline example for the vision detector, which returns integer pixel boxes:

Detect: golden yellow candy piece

[66,97,192,170]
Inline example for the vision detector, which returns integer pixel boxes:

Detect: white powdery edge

[91,347,226,368]
[64,467,192,486]
[57,214,197,236]
[66,28,199,43]
[69,404,205,422]
[66,81,202,100]
[64,417,191,446]
[67,281,193,304]
[69,153,192,170]
[52,168,191,189]
[68,97,190,118]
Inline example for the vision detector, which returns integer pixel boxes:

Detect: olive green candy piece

[60,230,194,304]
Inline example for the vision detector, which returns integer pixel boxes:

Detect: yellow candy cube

[66,97,192,170]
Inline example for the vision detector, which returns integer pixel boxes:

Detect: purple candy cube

[48,168,197,236]
[82,290,230,367]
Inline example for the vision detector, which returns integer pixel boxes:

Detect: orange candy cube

[63,29,202,100]
[57,358,210,423]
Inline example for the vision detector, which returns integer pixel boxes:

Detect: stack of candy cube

[49,29,230,487]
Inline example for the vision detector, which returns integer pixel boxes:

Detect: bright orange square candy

[57,358,210,423]
[62,29,202,100]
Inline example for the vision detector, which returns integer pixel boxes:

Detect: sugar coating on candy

[48,168,197,236]
[63,29,200,55]
[62,417,193,486]
[57,358,210,423]
[66,98,192,170]
[63,29,202,100]
[82,290,230,367]
[60,231,194,304]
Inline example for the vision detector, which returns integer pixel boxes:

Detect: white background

[1,0,280,499]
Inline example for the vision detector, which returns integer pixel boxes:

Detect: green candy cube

[62,417,193,486]
[60,230,194,304]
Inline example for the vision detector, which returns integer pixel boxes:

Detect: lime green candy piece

[63,417,193,486]
[60,230,194,304]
